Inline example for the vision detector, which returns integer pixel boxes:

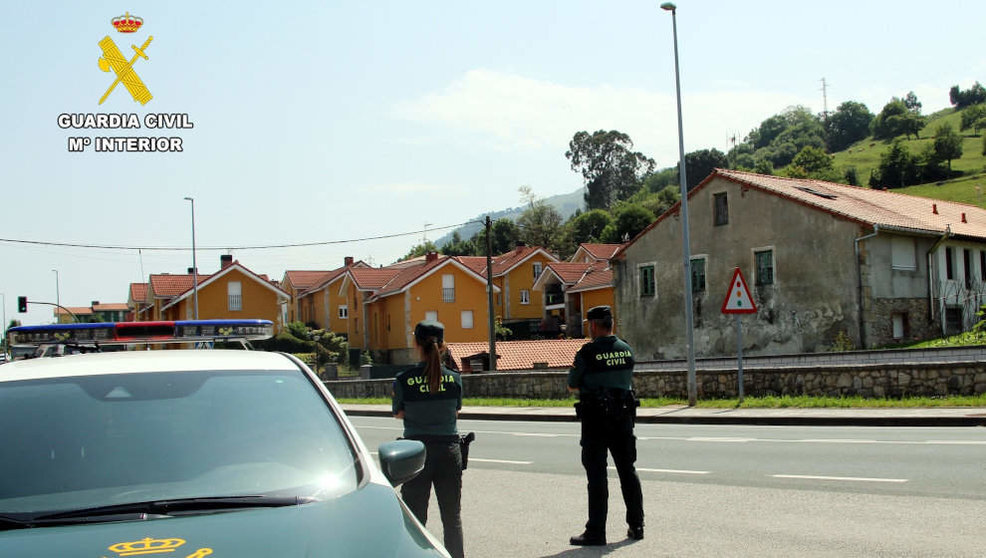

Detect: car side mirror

[378,440,426,486]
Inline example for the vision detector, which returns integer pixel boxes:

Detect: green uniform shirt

[568,335,635,395]
[392,363,462,440]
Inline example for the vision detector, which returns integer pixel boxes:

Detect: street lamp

[51,269,60,321]
[661,1,698,406]
[184,197,199,320]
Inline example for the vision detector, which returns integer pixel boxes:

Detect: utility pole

[485,215,497,371]
[820,77,830,123]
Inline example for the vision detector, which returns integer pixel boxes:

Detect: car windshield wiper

[30,495,315,522]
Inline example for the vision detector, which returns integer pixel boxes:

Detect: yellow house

[295,258,369,332]
[127,282,151,322]
[147,273,205,322]
[491,245,558,323]
[157,259,289,331]
[282,270,334,325]
[338,253,500,364]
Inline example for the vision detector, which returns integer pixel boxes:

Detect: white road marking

[771,474,908,483]
[511,432,560,438]
[470,458,532,465]
[687,437,756,443]
[611,466,710,475]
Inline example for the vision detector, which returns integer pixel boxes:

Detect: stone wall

[325,362,986,400]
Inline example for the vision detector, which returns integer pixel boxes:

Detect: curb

[341,408,986,427]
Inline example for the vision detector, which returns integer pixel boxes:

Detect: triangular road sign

[721,268,757,314]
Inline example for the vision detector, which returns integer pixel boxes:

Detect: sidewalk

[340,403,986,427]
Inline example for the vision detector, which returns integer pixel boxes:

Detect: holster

[459,432,475,470]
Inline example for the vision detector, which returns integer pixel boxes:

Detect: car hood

[0,482,447,558]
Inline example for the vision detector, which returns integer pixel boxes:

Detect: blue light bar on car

[7,319,274,346]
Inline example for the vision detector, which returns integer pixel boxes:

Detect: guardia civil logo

[98,12,153,105]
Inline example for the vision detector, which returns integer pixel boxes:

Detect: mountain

[434,188,585,246]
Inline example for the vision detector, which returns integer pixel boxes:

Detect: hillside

[434,188,585,246]
[832,107,986,206]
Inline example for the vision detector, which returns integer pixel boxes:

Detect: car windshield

[0,369,359,515]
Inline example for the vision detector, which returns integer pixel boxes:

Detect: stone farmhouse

[613,169,986,360]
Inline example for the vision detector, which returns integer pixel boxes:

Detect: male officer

[567,305,644,546]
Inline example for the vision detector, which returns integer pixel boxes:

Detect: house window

[981,251,986,282]
[639,264,655,297]
[533,262,543,280]
[713,192,729,226]
[461,310,474,329]
[891,313,907,340]
[227,281,242,311]
[442,274,455,303]
[425,311,438,322]
[964,249,972,289]
[945,307,963,335]
[520,289,531,305]
[338,305,348,319]
[945,247,955,280]
[891,237,916,271]
[754,249,774,286]
[690,257,706,294]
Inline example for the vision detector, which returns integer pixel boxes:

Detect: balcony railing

[545,292,564,306]
[442,288,455,303]
[228,294,242,311]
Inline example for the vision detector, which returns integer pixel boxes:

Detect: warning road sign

[721,268,757,314]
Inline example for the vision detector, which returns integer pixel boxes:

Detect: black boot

[627,525,644,540]
[569,530,606,546]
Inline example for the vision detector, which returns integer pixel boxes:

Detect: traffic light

[17,296,27,313]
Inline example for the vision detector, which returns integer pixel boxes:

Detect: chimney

[426,251,439,263]
[962,212,967,223]
[220,254,233,268]
[91,301,99,306]
[932,203,938,214]
[344,256,354,266]
[187,267,197,274]
[515,241,526,253]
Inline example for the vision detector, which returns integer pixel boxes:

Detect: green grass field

[830,107,986,206]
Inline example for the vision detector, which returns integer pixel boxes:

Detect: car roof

[0,350,299,383]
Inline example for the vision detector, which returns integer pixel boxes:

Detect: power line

[0,221,482,252]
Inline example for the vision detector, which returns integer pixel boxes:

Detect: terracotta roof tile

[349,267,405,290]
[129,283,148,303]
[491,245,551,276]
[149,273,211,298]
[446,339,588,371]
[376,257,448,295]
[284,270,332,290]
[92,303,129,311]
[55,306,94,316]
[579,243,622,261]
[456,256,488,275]
[544,262,595,285]
[570,262,613,292]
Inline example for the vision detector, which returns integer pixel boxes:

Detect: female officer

[392,320,464,558]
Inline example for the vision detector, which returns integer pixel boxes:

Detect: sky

[3,0,985,327]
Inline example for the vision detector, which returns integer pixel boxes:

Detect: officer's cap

[414,320,445,343]
[586,305,613,320]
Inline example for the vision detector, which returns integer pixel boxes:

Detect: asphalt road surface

[352,416,986,557]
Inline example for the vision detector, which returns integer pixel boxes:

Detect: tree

[516,188,563,250]
[566,130,656,210]
[903,91,922,113]
[950,82,986,108]
[872,139,921,188]
[960,104,986,134]
[785,145,839,181]
[932,123,963,173]
[439,231,475,256]
[872,98,925,140]
[566,209,613,245]
[471,218,520,255]
[825,101,874,151]
[399,241,438,261]
[642,167,676,193]
[601,204,655,243]
[680,148,728,191]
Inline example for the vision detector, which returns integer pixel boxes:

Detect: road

[352,416,986,557]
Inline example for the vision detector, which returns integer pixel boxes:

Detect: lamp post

[51,269,61,322]
[661,1,697,406]
[184,197,199,320]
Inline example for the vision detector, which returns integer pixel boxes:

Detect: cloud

[394,69,816,166]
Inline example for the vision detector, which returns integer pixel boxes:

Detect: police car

[0,320,448,557]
